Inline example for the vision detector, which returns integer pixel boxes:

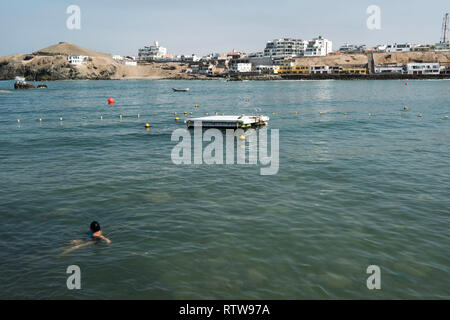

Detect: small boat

[185,114,269,129]
[172,88,190,92]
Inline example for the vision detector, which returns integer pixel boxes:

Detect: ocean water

[0,79,448,299]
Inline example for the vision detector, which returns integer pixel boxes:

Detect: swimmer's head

[90,221,101,233]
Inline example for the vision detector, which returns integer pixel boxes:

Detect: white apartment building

[375,66,404,73]
[68,56,89,65]
[406,63,440,75]
[339,44,366,53]
[264,38,308,58]
[230,61,252,73]
[304,36,333,56]
[138,41,167,61]
[385,43,412,53]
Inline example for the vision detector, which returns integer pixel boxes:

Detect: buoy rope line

[8,112,448,126]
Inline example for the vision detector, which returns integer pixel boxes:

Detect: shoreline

[2,75,450,82]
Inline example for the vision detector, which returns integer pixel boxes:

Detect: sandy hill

[0,42,197,81]
[294,54,369,67]
[374,52,450,65]
[33,42,111,58]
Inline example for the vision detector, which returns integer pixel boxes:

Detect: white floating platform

[185,115,269,129]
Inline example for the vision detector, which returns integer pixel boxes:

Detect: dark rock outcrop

[14,82,35,89]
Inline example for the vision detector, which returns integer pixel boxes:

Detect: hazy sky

[0,0,448,57]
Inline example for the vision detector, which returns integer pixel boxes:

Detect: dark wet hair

[90,221,101,233]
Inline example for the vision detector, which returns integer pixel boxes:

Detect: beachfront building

[375,65,404,73]
[263,38,308,59]
[229,59,252,73]
[339,66,368,74]
[385,43,412,53]
[248,56,276,74]
[138,41,167,61]
[278,61,310,75]
[68,55,89,65]
[310,65,330,74]
[304,36,333,56]
[405,63,440,75]
[440,64,450,74]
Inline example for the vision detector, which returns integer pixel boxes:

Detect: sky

[0,0,448,57]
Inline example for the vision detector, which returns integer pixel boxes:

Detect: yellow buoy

[59,117,63,121]
[245,98,249,102]
[418,113,423,118]
[137,114,140,118]
[184,112,188,115]
[319,112,323,115]
[39,118,42,122]
[445,116,449,119]
[100,116,103,120]
[403,106,408,111]
[205,113,209,116]
[239,135,245,140]
[190,112,193,115]
[17,119,20,123]
[145,123,150,128]
[368,113,372,116]
[175,117,180,121]
[195,104,199,108]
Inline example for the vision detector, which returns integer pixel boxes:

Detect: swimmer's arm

[96,234,111,244]
[92,231,111,244]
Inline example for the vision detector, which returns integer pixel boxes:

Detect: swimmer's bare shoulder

[92,231,111,244]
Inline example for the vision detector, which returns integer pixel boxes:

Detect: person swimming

[87,221,111,244]
[63,221,111,254]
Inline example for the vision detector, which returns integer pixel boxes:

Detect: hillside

[293,54,368,66]
[374,52,450,65]
[33,42,112,59]
[0,42,201,81]
[292,52,450,67]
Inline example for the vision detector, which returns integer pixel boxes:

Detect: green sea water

[0,79,448,299]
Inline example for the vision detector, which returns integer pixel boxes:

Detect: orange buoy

[108,98,115,105]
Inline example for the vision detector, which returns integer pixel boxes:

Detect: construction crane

[441,13,449,44]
